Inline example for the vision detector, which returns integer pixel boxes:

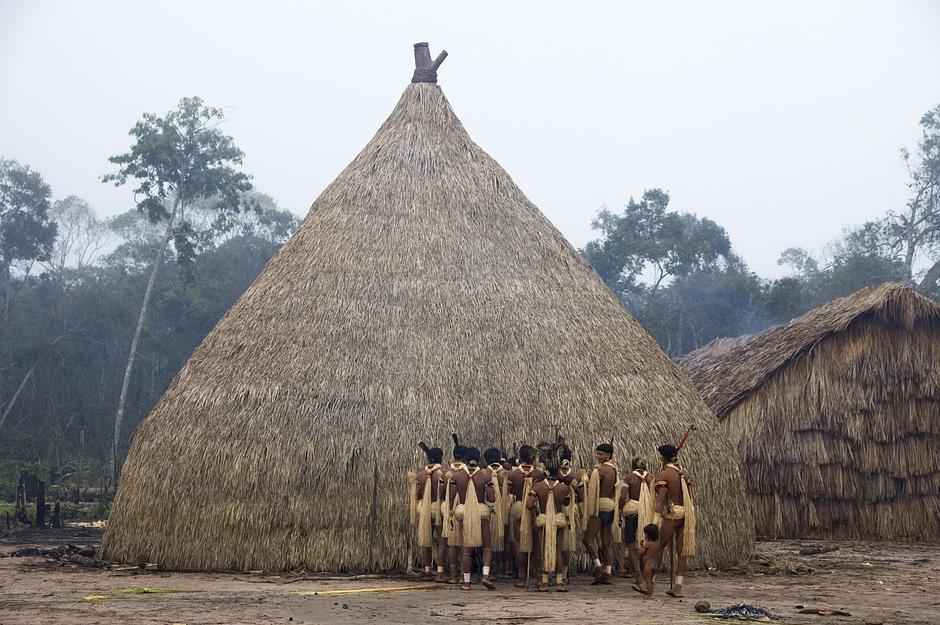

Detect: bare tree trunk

[0,362,36,431]
[111,196,180,486]
[903,232,916,285]
[35,480,46,529]
[1,334,64,432]
[918,259,940,291]
[78,425,85,496]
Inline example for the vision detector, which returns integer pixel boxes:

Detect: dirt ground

[1,528,938,625]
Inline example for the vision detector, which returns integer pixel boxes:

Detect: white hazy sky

[2,1,939,277]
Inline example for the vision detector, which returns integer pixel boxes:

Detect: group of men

[410,434,696,597]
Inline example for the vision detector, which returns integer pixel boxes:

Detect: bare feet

[433,572,447,583]
[556,583,569,593]
[632,582,652,595]
[535,583,550,592]
[460,583,471,591]
[666,585,684,598]
[514,579,527,589]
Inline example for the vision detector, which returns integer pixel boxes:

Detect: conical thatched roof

[101,45,753,571]
[680,283,940,419]
[679,283,940,540]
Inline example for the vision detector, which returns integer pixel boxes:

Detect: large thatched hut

[680,283,940,540]
[101,43,753,572]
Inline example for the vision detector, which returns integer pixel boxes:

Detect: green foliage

[583,185,931,357]
[582,189,731,296]
[0,501,14,519]
[91,498,112,519]
[762,277,809,322]
[840,103,940,289]
[0,192,296,495]
[0,460,16,498]
[633,261,767,355]
[0,158,58,275]
[102,97,253,265]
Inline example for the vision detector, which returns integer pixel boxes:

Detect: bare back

[451,467,492,503]
[529,478,571,512]
[625,471,649,501]
[417,465,442,502]
[598,463,618,499]
[508,465,543,499]
[655,466,683,506]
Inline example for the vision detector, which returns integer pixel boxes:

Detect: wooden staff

[676,424,696,451]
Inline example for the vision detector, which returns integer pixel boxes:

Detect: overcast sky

[2,1,939,277]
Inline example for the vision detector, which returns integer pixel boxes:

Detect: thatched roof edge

[679,283,940,418]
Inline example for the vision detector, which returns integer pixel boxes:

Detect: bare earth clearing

[1,529,938,625]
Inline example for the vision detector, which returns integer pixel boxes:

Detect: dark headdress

[464,446,482,466]
[518,444,537,464]
[483,447,503,466]
[541,443,564,477]
[452,433,467,461]
[418,442,444,464]
[658,443,678,461]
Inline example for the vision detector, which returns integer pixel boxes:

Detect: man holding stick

[650,430,696,598]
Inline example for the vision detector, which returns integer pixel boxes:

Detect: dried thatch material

[679,283,940,540]
[100,54,753,572]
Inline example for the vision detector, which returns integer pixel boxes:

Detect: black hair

[483,447,503,466]
[658,444,678,461]
[418,442,443,464]
[558,444,572,462]
[464,446,482,467]
[643,524,660,541]
[631,456,647,471]
[518,445,537,464]
[452,433,466,461]
[536,441,552,460]
[596,442,614,455]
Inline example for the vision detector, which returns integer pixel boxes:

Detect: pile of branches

[2,544,111,568]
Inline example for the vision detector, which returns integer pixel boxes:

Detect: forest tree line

[1,99,937,496]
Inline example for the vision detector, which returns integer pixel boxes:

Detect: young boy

[632,523,661,596]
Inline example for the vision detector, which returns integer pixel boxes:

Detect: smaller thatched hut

[679,283,940,540]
